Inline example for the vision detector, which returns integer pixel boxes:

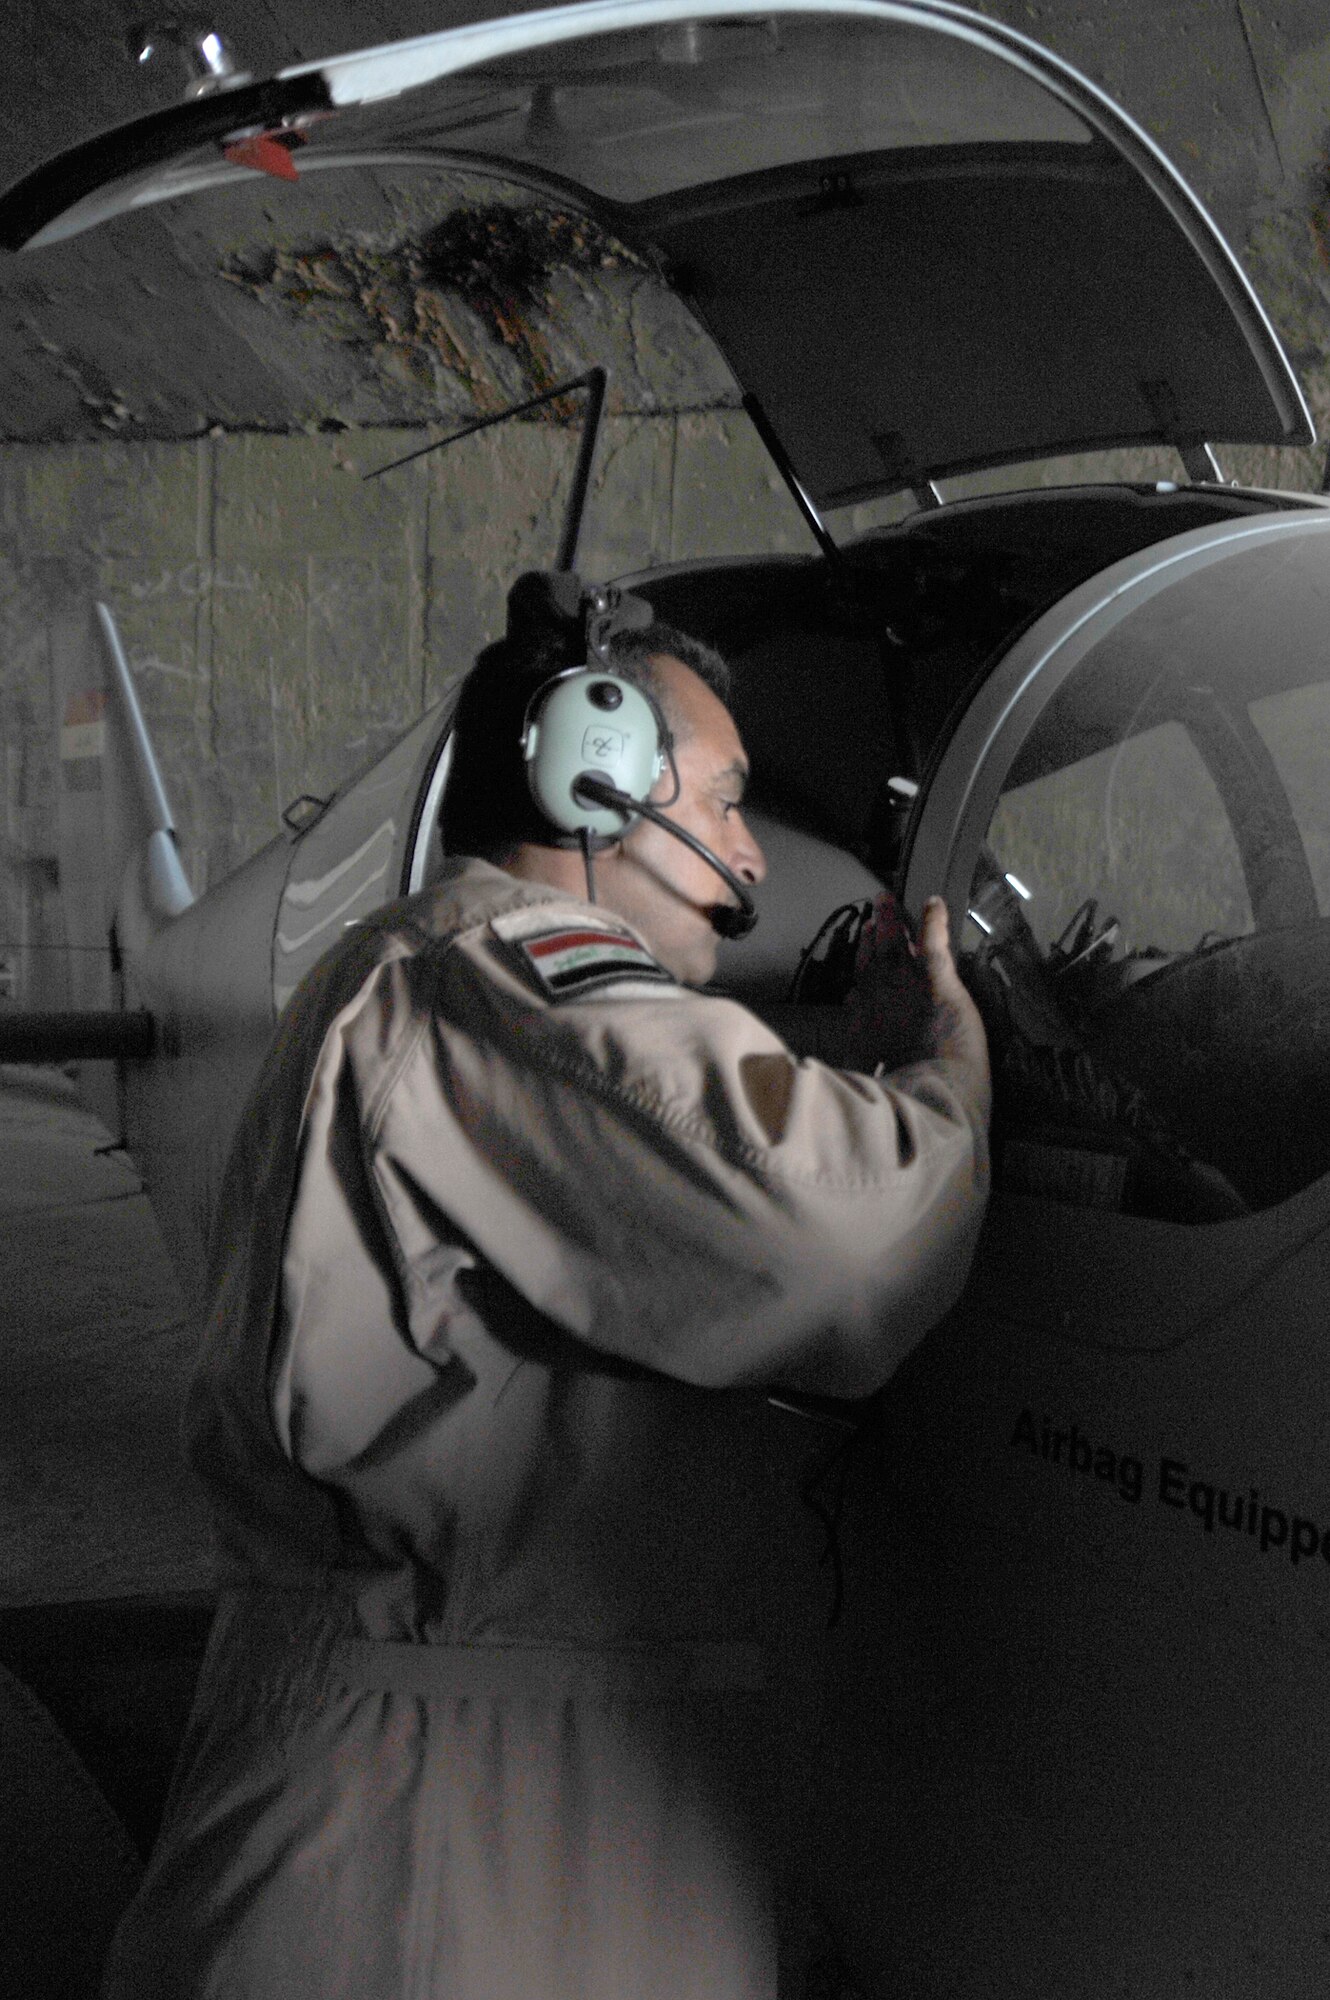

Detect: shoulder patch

[491,909,676,1002]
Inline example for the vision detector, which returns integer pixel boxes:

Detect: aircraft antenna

[555,366,606,573]
[364,367,608,575]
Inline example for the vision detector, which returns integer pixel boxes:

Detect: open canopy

[0,0,1311,497]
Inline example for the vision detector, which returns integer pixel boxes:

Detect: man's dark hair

[441,576,731,862]
[598,623,730,709]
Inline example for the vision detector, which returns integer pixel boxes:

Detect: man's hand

[915,895,992,1122]
[844,892,991,1120]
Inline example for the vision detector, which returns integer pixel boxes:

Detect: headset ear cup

[523,670,665,838]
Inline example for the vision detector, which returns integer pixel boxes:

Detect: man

[104,577,989,2000]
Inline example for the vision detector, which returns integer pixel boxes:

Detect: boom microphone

[571,775,759,940]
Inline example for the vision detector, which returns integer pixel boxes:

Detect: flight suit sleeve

[353,916,989,1400]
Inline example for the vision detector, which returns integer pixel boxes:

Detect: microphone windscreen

[710,901,758,941]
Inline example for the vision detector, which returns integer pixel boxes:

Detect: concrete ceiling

[4,0,1330,444]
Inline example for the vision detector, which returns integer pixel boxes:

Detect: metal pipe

[0,1009,155,1064]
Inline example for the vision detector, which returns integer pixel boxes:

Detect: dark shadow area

[0,1594,213,1860]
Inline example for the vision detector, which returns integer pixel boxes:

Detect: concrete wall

[2,412,1325,1009]
[0,410,821,1003]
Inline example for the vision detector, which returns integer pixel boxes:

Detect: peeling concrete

[219,202,664,423]
[23,330,135,436]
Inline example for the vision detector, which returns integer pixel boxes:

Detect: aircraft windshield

[328,15,1090,206]
[967,524,1330,1220]
[9,10,1090,249]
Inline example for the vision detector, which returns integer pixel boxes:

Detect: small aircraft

[5,2,1330,1993]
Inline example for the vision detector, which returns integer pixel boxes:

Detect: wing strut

[741,392,839,564]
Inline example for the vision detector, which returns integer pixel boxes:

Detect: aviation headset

[517,581,758,939]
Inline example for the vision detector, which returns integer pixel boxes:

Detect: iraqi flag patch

[498,918,676,1001]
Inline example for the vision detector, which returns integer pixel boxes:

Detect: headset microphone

[571,773,759,940]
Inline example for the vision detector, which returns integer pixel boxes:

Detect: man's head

[441,588,765,984]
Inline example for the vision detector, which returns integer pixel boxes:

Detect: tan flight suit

[103,857,988,2000]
